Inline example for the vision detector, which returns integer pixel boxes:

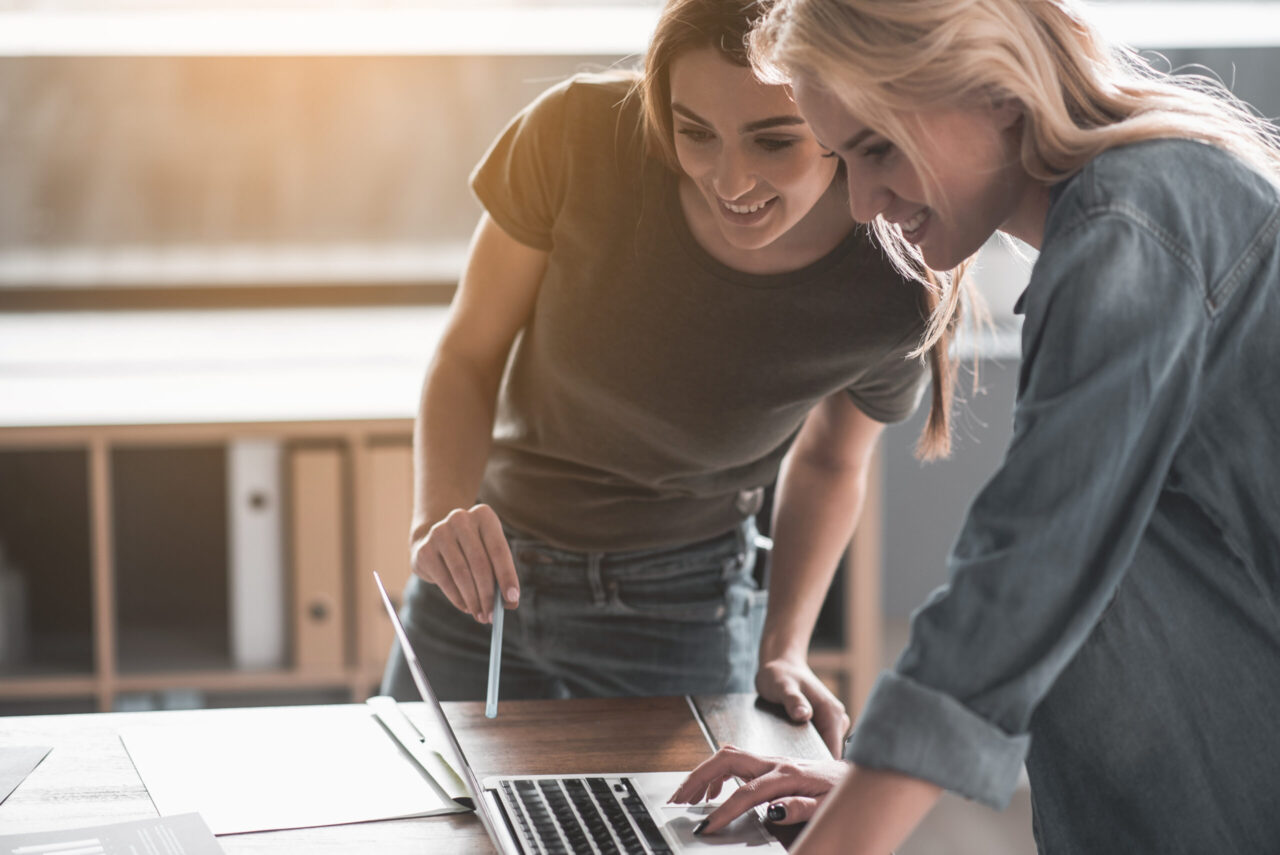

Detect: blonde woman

[383,0,965,757]
[671,0,1280,851]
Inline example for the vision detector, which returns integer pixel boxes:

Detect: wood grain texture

[691,693,829,763]
[0,694,819,852]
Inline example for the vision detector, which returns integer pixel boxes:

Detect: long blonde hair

[634,0,967,458]
[750,0,1280,446]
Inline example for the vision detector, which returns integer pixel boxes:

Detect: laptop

[374,571,787,855]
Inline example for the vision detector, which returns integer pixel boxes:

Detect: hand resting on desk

[755,657,851,757]
[667,745,845,835]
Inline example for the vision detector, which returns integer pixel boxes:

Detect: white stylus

[485,586,504,719]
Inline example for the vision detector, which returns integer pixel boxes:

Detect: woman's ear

[990,96,1025,131]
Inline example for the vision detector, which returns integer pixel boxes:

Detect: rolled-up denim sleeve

[848,208,1210,808]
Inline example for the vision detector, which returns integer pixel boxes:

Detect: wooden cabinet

[0,424,416,713]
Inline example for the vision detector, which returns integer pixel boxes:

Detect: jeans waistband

[503,516,756,572]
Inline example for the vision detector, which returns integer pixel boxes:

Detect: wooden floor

[881,619,1038,855]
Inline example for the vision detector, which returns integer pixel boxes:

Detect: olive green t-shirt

[470,74,927,551]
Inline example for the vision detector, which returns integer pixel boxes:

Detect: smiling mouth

[718,196,778,221]
[898,208,930,241]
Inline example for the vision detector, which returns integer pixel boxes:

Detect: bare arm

[411,213,548,622]
[757,392,886,755]
[791,765,940,855]
[669,745,938,850]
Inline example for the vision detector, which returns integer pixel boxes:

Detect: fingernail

[693,819,709,836]
[506,587,519,605]
[766,804,786,822]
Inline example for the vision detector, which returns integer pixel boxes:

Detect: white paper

[120,705,463,835]
[0,812,223,855]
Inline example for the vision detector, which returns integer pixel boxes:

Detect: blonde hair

[634,0,967,458]
[750,0,1280,453]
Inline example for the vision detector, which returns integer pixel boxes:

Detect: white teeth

[724,199,769,214]
[902,209,928,233]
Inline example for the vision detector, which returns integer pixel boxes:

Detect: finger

[475,505,520,607]
[449,512,497,621]
[436,531,483,618]
[669,746,768,804]
[808,695,849,758]
[759,668,812,723]
[781,680,814,724]
[700,774,808,835]
[763,796,820,826]
[418,548,469,615]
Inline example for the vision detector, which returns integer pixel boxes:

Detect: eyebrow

[841,128,876,151]
[671,103,807,134]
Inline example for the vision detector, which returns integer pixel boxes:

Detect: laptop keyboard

[499,776,673,855]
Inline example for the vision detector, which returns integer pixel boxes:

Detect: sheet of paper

[0,813,223,855]
[0,746,51,805]
[119,705,464,835]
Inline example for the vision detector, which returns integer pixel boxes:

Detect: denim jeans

[381,517,767,702]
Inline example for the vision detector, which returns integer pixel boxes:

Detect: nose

[712,147,756,201]
[845,170,892,225]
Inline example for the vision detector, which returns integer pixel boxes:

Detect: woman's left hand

[667,745,847,835]
[756,657,851,757]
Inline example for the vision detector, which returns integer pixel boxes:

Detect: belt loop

[723,518,750,581]
[586,551,607,606]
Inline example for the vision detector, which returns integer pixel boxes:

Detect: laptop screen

[373,571,510,849]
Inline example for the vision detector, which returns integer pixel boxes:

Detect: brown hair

[635,0,764,170]
[632,0,967,458]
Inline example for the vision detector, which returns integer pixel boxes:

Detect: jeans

[381,517,767,702]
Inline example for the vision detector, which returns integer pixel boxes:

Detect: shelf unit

[0,421,416,712]
[0,306,882,716]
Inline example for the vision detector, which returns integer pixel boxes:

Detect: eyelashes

[677,128,714,143]
[676,128,803,153]
[862,142,894,160]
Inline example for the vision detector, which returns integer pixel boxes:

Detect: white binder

[227,438,286,669]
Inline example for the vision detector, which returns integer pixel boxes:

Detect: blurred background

[1,3,1277,849]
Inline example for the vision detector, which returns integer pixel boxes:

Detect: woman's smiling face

[669,46,840,251]
[790,73,1043,268]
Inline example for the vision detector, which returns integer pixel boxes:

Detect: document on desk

[119,704,467,835]
[0,813,223,855]
[0,746,51,805]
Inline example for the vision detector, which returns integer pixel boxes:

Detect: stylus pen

[485,586,504,719]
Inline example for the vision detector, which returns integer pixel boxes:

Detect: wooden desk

[0,694,827,853]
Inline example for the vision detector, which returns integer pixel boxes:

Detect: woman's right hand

[667,745,847,835]
[411,503,519,623]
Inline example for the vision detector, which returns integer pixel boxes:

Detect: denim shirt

[847,139,1280,853]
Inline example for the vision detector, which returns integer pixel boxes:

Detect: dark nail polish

[693,819,709,836]
[766,804,786,822]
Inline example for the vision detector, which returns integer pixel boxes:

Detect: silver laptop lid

[373,571,511,851]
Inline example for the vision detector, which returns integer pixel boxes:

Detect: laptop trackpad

[633,772,782,851]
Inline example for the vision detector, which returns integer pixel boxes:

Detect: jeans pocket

[612,561,733,623]
[724,582,769,690]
